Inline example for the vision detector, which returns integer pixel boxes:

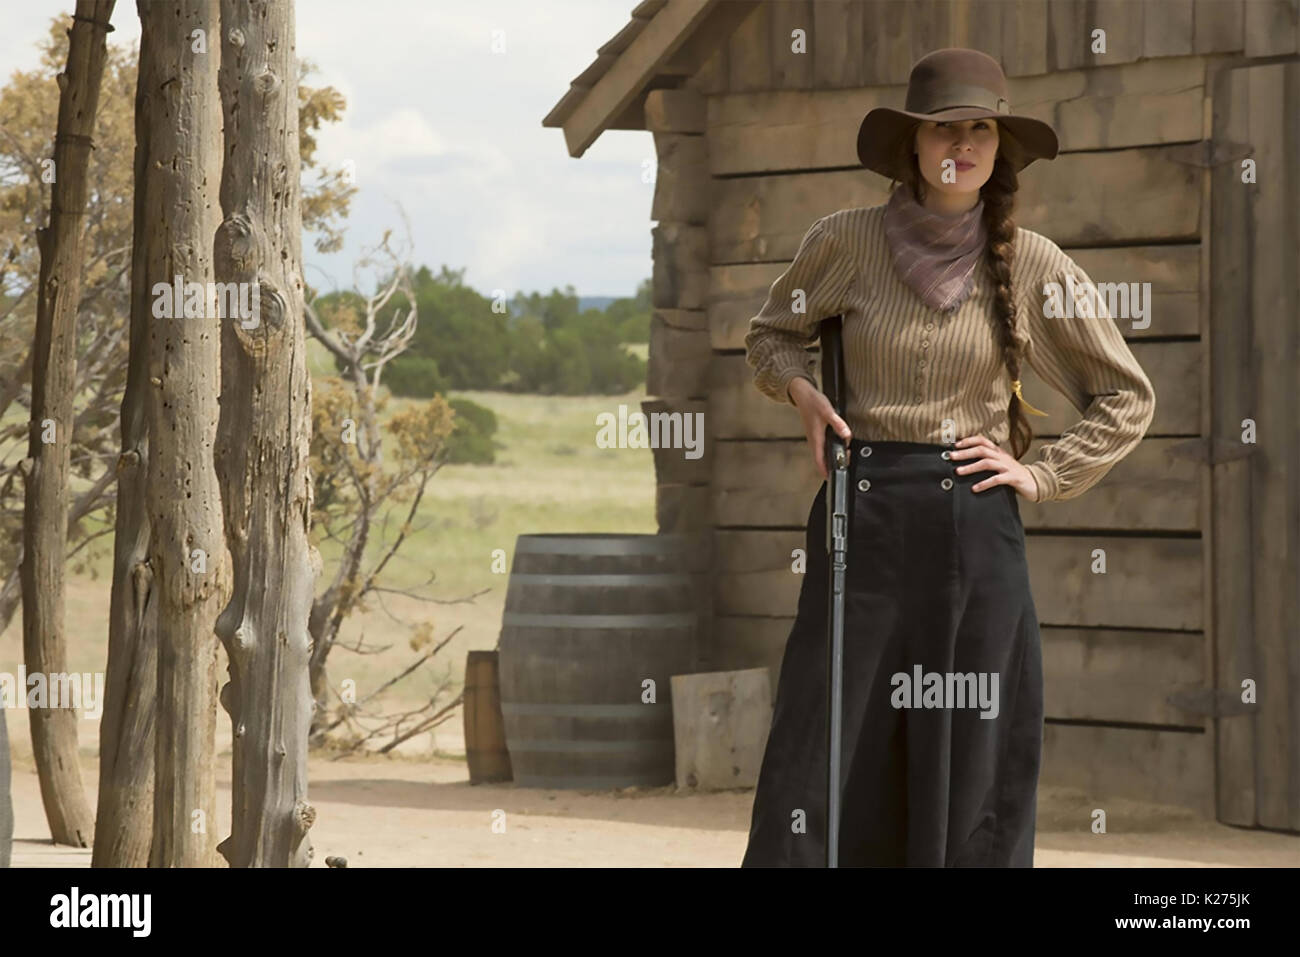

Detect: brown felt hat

[856,48,1059,180]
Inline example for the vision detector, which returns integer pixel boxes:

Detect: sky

[0,1,657,299]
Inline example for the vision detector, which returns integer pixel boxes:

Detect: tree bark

[0,706,12,868]
[93,4,159,867]
[213,0,317,868]
[20,0,116,849]
[140,0,227,868]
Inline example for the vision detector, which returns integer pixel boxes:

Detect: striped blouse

[743,203,1157,503]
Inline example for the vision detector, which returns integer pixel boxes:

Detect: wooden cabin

[544,0,1300,834]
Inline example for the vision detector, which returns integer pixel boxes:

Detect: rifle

[818,314,848,868]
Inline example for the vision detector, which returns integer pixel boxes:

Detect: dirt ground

[6,722,1298,867]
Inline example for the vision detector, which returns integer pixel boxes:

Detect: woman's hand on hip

[950,435,1039,501]
[789,376,852,480]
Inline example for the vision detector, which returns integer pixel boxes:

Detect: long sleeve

[1019,257,1157,502]
[744,215,859,405]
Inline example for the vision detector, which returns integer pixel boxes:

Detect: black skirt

[741,439,1044,867]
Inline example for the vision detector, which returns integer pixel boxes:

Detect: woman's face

[913,118,1000,198]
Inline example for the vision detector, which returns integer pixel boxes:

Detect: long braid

[979,153,1033,460]
[890,124,1034,459]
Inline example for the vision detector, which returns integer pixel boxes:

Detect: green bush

[385,354,445,398]
[444,397,498,465]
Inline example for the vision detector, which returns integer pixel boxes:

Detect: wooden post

[95,0,159,868]
[21,0,116,849]
[141,0,227,868]
[213,0,317,867]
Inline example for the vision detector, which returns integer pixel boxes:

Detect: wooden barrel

[463,650,513,784]
[497,533,700,789]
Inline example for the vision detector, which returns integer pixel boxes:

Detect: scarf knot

[883,185,988,313]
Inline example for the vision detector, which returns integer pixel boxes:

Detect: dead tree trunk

[93,4,159,867]
[140,0,227,868]
[213,0,317,868]
[0,707,12,868]
[20,0,116,849]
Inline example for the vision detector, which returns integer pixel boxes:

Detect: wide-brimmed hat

[857,48,1059,180]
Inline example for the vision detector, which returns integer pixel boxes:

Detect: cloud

[5,0,656,299]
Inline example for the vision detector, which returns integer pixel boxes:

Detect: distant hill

[577,296,619,313]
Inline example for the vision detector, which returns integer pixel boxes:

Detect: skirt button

[859,445,872,457]
[858,479,871,492]
[940,450,951,460]
[941,477,953,490]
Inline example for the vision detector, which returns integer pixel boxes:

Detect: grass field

[1,342,658,755]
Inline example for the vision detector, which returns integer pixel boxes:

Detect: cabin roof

[542,0,757,157]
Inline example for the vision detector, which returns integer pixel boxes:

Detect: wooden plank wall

[1210,60,1300,833]
[644,88,716,672]
[674,0,1300,819]
[692,0,1291,94]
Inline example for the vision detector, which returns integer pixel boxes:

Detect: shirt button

[914,395,923,404]
[941,478,953,490]
[921,340,930,348]
[859,445,872,458]
[919,358,928,367]
[858,479,871,492]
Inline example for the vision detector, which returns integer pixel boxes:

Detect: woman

[740,48,1156,867]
